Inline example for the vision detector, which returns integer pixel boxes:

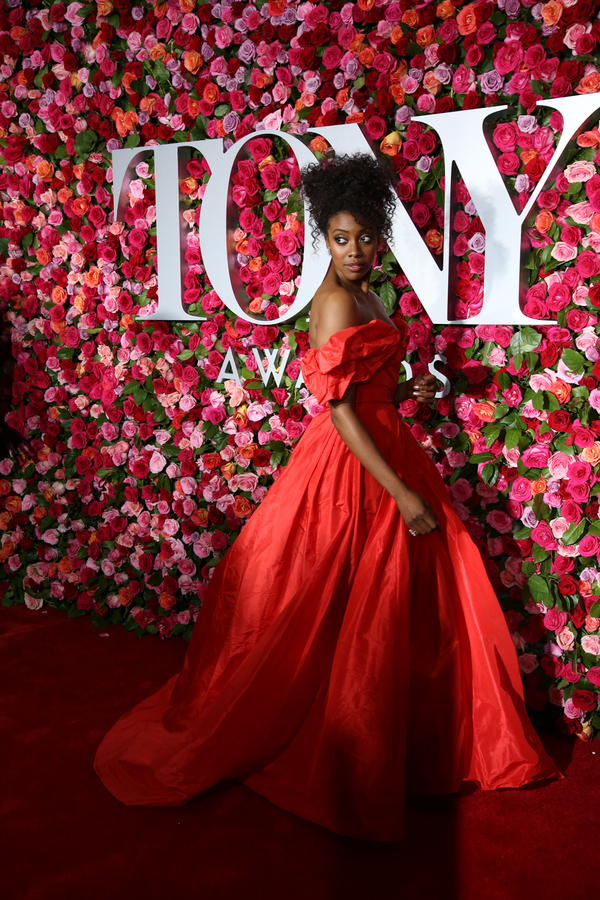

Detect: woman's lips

[345,263,365,272]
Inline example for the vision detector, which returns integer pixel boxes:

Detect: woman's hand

[394,374,437,407]
[395,486,439,535]
[409,374,437,404]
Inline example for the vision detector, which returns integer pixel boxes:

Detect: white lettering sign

[112,95,600,327]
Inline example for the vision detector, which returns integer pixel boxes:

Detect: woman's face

[324,211,378,288]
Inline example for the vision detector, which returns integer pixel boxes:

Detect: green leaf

[561,519,586,546]
[504,428,520,451]
[469,452,494,463]
[589,600,600,617]
[532,543,549,563]
[493,402,509,420]
[509,326,542,356]
[528,573,551,605]
[378,281,397,315]
[561,348,585,375]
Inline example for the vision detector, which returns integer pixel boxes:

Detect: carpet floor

[1,604,598,900]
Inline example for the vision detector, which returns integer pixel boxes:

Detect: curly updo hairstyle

[301,153,397,248]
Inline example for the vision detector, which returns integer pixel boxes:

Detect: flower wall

[2,0,600,739]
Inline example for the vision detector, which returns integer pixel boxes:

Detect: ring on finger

[409,528,418,536]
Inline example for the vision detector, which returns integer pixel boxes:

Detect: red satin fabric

[95,319,559,841]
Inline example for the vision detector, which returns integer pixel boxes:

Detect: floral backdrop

[1,0,600,740]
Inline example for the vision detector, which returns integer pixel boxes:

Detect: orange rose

[541,0,563,27]
[436,1,456,18]
[520,148,538,165]
[118,587,133,607]
[220,462,237,480]
[0,512,13,530]
[36,248,52,265]
[336,87,349,108]
[422,71,441,95]
[233,497,253,518]
[424,229,443,255]
[0,479,10,495]
[464,429,483,446]
[33,505,47,519]
[203,82,220,104]
[191,508,209,528]
[348,33,365,53]
[180,177,198,196]
[248,299,263,314]
[358,47,375,66]
[357,0,375,9]
[402,10,420,28]
[271,222,283,237]
[184,50,202,74]
[576,73,600,95]
[159,592,177,610]
[456,3,478,34]
[390,84,405,105]
[531,478,547,495]
[97,0,113,14]
[416,25,435,48]
[590,213,600,235]
[36,160,54,182]
[52,285,67,304]
[238,443,256,460]
[187,97,200,118]
[149,44,166,61]
[549,380,571,404]
[380,132,401,157]
[345,112,365,124]
[58,557,73,574]
[535,210,554,234]
[474,401,495,422]
[309,136,328,154]
[581,442,600,465]
[83,266,101,288]
[71,196,89,217]
[577,128,600,148]
[248,257,262,273]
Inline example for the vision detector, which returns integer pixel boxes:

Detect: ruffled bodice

[301,318,409,408]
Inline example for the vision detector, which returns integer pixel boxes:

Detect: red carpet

[1,604,598,900]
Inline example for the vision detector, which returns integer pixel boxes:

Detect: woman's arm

[330,387,438,534]
[314,294,438,534]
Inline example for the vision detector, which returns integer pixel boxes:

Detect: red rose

[571,690,597,712]
[558,575,578,596]
[548,410,571,432]
[130,458,149,478]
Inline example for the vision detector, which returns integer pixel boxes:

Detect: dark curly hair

[300,153,397,248]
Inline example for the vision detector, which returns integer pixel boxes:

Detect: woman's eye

[360,235,373,243]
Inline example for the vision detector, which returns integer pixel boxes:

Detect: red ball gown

[95,319,559,840]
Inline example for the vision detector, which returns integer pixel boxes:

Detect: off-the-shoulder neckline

[307,318,399,353]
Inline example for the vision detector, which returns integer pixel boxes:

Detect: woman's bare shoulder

[310,287,361,348]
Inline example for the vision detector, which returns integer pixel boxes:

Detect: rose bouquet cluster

[1,0,600,736]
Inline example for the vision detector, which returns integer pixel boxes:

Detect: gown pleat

[94,318,560,841]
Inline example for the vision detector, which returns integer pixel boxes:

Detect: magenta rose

[274,230,298,256]
[497,152,520,175]
[543,607,567,634]
[531,522,556,549]
[576,249,600,279]
[578,534,599,557]
[561,499,582,524]
[509,476,533,502]
[586,667,600,687]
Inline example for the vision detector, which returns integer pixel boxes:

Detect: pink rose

[486,510,513,534]
[543,608,567,634]
[581,635,600,655]
[149,451,167,474]
[556,626,575,651]
[509,476,532,502]
[563,698,584,719]
[578,535,599,557]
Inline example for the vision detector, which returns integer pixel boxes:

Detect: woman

[95,153,559,841]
